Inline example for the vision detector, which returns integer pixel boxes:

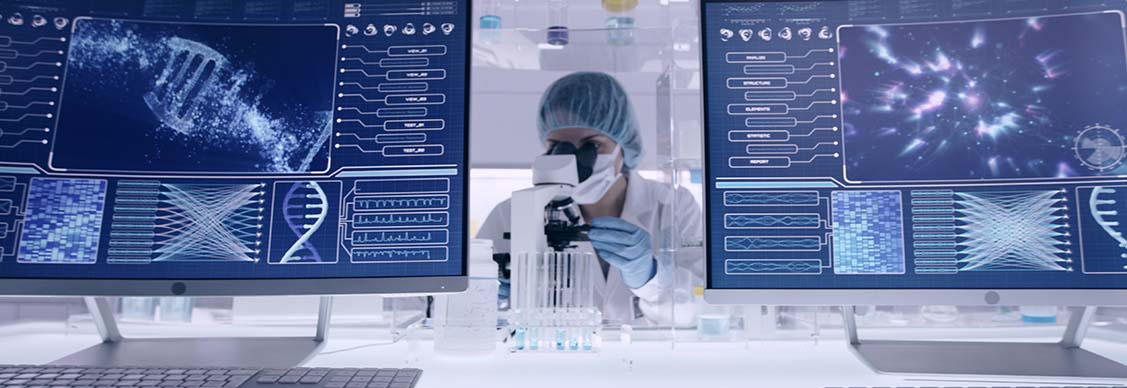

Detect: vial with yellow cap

[602,0,639,13]
[602,0,637,46]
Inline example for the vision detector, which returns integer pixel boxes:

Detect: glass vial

[546,0,569,46]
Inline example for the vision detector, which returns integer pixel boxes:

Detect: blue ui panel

[702,0,1127,289]
[0,0,469,280]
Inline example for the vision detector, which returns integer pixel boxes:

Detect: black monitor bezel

[0,1,472,296]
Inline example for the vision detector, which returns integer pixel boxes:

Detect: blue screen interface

[702,0,1127,289]
[0,0,469,280]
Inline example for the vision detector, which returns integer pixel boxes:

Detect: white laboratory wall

[469,61,666,171]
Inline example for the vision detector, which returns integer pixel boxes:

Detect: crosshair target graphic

[1073,124,1127,172]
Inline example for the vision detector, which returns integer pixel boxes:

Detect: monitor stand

[842,306,1127,380]
[50,297,334,368]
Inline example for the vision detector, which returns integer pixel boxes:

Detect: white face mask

[571,145,622,205]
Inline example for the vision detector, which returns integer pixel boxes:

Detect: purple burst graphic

[839,12,1127,181]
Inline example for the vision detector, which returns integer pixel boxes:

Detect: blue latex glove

[588,217,657,289]
[499,277,511,300]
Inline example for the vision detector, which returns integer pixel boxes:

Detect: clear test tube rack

[509,251,603,352]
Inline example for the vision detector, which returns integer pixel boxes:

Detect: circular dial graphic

[1074,124,1127,172]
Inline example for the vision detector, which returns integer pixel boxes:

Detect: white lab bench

[2,322,1126,388]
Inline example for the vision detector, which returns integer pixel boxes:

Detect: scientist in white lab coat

[477,72,704,326]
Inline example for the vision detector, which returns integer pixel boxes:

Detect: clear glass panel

[6,0,1127,355]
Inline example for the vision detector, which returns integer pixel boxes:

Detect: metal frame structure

[50,297,335,368]
[841,306,1127,379]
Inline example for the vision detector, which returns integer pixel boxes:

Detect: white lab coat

[477,171,705,326]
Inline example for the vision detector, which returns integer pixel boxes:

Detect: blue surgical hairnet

[537,72,643,172]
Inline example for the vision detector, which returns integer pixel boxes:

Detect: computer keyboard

[0,365,422,388]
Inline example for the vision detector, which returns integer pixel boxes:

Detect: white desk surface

[2,323,1126,388]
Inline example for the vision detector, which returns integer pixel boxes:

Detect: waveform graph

[1076,185,1127,274]
[723,191,820,206]
[351,229,448,246]
[830,191,906,275]
[266,181,343,265]
[0,176,16,193]
[353,211,449,229]
[108,181,267,264]
[724,236,823,252]
[950,190,1072,272]
[724,213,821,229]
[343,178,453,264]
[352,247,448,263]
[347,178,451,212]
[725,259,823,275]
[17,178,107,264]
[353,195,450,212]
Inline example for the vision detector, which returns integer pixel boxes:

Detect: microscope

[496,142,599,287]
[500,144,605,352]
[510,155,590,255]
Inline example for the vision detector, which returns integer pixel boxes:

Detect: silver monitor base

[51,297,334,368]
[842,306,1127,380]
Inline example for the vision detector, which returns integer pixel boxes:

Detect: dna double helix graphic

[280,182,329,263]
[1090,186,1127,269]
[142,37,229,136]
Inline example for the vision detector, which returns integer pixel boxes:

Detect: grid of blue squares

[17,178,108,264]
[831,190,906,274]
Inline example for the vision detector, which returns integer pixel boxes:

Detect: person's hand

[588,217,657,289]
[499,277,510,300]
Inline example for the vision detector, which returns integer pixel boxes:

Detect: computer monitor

[0,0,470,297]
[700,0,1127,307]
